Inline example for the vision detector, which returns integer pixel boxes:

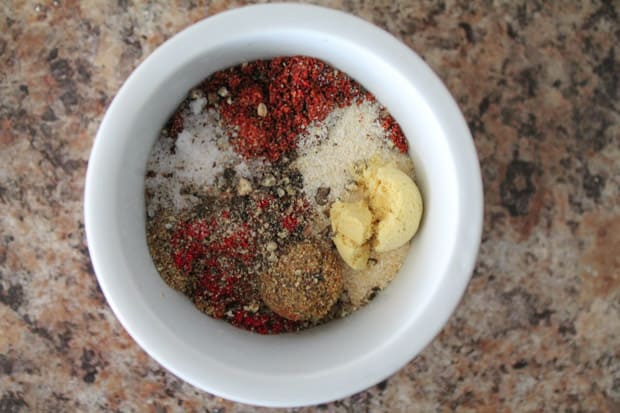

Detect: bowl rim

[85,3,483,407]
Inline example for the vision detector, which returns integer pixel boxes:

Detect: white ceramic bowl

[85,3,482,407]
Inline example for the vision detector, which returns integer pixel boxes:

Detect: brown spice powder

[260,242,343,321]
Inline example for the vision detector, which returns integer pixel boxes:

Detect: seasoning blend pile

[146,56,423,334]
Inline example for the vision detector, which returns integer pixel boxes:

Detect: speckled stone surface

[1,0,619,411]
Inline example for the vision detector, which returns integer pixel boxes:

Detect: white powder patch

[343,242,410,307]
[145,107,259,216]
[295,99,414,207]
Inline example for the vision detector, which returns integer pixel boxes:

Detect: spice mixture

[146,56,418,334]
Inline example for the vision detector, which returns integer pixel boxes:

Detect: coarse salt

[145,106,259,215]
[189,97,207,115]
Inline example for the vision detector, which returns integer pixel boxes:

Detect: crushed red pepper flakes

[381,115,409,153]
[281,214,298,232]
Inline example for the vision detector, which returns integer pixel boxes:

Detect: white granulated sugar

[146,106,257,215]
[295,99,412,206]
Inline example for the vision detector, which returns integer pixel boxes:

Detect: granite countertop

[1,1,618,411]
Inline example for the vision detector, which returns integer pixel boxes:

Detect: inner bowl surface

[85,4,482,407]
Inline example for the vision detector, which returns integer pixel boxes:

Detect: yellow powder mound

[330,200,373,270]
[330,160,423,269]
[363,164,423,252]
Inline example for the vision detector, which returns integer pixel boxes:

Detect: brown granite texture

[1,0,618,411]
